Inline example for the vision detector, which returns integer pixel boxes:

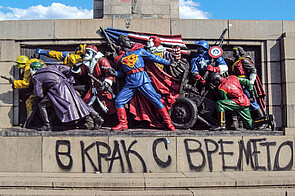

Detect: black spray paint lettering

[152,138,172,168]
[184,139,206,172]
[56,140,73,170]
[184,138,293,172]
[56,138,293,172]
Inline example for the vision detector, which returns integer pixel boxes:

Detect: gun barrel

[99,27,112,44]
[1,75,10,81]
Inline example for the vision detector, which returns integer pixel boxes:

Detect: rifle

[99,27,113,45]
[214,28,228,48]
[202,28,228,81]
[87,72,116,99]
[197,28,228,96]
[98,27,119,57]
[1,75,15,84]
[1,75,11,81]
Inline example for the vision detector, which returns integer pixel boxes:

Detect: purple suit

[32,65,93,123]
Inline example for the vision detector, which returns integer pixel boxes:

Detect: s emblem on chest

[121,54,139,68]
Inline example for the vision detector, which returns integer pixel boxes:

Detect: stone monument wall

[0,19,295,133]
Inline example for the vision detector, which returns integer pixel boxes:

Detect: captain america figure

[190,40,228,85]
[111,34,176,131]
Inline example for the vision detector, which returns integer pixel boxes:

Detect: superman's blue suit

[190,51,227,78]
[115,44,169,109]
[112,43,175,131]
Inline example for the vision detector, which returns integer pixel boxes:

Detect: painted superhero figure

[12,56,45,118]
[208,72,255,131]
[190,40,228,85]
[30,62,103,131]
[111,34,176,131]
[146,36,181,70]
[35,44,90,97]
[35,44,86,68]
[231,46,266,121]
[71,45,116,116]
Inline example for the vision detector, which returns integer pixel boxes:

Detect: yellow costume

[14,58,44,116]
[48,51,83,68]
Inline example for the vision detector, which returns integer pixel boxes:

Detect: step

[0,171,294,190]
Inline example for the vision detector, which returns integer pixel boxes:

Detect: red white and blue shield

[208,46,223,58]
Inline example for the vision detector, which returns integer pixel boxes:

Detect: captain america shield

[208,46,223,58]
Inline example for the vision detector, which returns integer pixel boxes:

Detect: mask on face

[84,49,94,61]
[196,46,204,54]
[233,49,239,58]
[30,68,37,76]
[147,39,154,49]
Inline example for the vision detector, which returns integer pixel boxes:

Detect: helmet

[75,44,86,56]
[84,45,98,61]
[233,46,246,58]
[16,55,29,69]
[195,40,209,50]
[149,36,161,47]
[85,45,98,53]
[208,72,222,86]
[30,61,43,75]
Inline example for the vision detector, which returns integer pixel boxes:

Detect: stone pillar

[265,40,283,129]
[93,0,104,19]
[281,32,295,133]
[102,0,179,19]
[0,40,20,127]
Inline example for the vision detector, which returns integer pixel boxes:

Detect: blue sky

[0,0,294,21]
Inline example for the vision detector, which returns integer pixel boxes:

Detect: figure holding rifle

[1,55,45,120]
[71,44,116,127]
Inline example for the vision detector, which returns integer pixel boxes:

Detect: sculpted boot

[210,111,226,131]
[112,107,128,131]
[39,106,51,131]
[90,110,104,130]
[158,107,175,131]
[253,108,267,129]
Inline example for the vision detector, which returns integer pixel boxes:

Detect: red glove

[195,75,206,85]
[207,65,220,73]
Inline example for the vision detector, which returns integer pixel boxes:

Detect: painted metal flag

[104,27,189,54]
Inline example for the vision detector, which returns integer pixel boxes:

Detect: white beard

[84,52,104,74]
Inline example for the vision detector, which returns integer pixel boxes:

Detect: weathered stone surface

[43,137,109,173]
[282,59,295,84]
[0,84,13,106]
[0,137,42,172]
[281,32,295,60]
[192,188,290,196]
[0,106,14,128]
[176,136,243,173]
[283,20,295,33]
[172,19,228,39]
[285,82,295,105]
[228,20,283,40]
[0,20,55,40]
[266,83,282,106]
[113,19,170,34]
[286,105,295,128]
[241,136,294,172]
[54,19,113,39]
[266,62,281,84]
[108,137,177,173]
[0,62,16,79]
[0,40,20,62]
[267,40,281,62]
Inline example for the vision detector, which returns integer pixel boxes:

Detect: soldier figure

[111,34,176,131]
[190,40,228,85]
[208,72,255,131]
[71,44,116,118]
[231,46,266,123]
[12,56,45,120]
[31,62,103,131]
